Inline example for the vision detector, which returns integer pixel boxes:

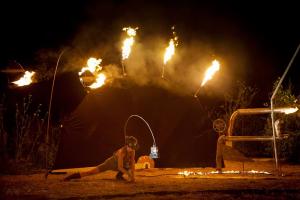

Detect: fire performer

[63,136,139,182]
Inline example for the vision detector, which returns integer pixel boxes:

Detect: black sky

[1,0,299,102]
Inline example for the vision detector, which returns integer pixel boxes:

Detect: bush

[0,94,61,174]
[276,131,300,163]
[0,95,8,163]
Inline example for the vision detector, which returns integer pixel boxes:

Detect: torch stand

[121,61,127,76]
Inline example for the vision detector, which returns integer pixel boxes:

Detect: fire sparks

[78,57,106,89]
[122,27,138,60]
[178,170,271,177]
[201,59,220,87]
[12,71,35,86]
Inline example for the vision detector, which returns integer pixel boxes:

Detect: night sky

[1,0,299,102]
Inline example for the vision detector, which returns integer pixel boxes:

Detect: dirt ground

[1,159,300,199]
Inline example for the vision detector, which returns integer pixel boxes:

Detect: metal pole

[121,60,127,76]
[194,86,201,98]
[45,49,66,178]
[162,64,165,79]
[270,43,300,173]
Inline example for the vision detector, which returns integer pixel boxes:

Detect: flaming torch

[78,57,106,89]
[88,73,106,89]
[121,27,138,76]
[162,27,178,78]
[78,57,102,77]
[194,59,220,98]
[12,71,35,87]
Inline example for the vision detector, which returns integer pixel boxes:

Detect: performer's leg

[82,156,117,177]
[80,167,100,177]
[63,156,117,181]
[63,172,81,181]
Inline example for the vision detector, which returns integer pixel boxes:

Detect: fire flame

[78,57,106,89]
[12,71,35,86]
[78,57,102,76]
[122,27,138,60]
[201,59,220,86]
[88,73,106,89]
[161,27,178,79]
[277,107,299,114]
[163,37,178,65]
[178,170,271,177]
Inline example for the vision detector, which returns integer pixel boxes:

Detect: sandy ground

[1,160,300,199]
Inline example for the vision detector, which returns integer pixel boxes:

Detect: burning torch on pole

[12,71,35,87]
[121,27,138,76]
[162,27,178,79]
[194,59,220,98]
[78,57,106,89]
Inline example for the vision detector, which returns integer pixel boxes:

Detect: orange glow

[12,71,35,86]
[201,59,220,86]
